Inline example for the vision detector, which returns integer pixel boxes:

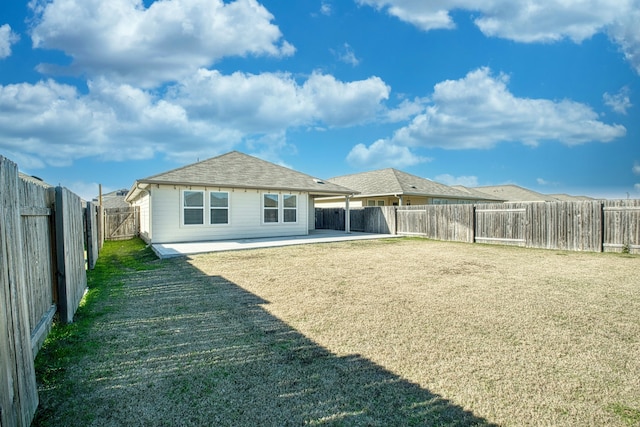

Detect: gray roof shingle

[328,168,493,200]
[471,185,558,202]
[128,151,355,198]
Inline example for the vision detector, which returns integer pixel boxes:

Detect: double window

[263,193,297,224]
[183,190,229,226]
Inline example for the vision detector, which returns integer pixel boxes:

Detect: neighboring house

[92,189,130,208]
[125,151,356,244]
[548,193,595,202]
[466,185,566,203]
[315,168,502,208]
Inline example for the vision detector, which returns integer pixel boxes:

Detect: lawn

[34,238,639,426]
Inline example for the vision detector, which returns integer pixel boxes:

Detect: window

[264,194,279,223]
[210,192,229,224]
[367,200,376,207]
[283,194,297,223]
[183,191,204,225]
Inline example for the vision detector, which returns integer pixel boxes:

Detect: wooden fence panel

[315,208,345,230]
[85,202,99,269]
[474,203,527,246]
[349,209,365,232]
[104,207,139,240]
[0,156,39,427]
[18,178,57,356]
[363,206,395,234]
[527,201,602,252]
[55,187,88,324]
[603,200,640,254]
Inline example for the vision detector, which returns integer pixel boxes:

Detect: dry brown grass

[189,238,640,426]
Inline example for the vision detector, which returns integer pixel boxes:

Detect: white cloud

[320,2,332,16]
[635,183,640,192]
[357,0,640,74]
[347,139,430,169]
[332,43,360,66]
[435,174,478,187]
[603,87,633,114]
[29,0,295,87]
[390,67,626,149]
[633,162,640,175]
[0,24,20,59]
[0,70,390,167]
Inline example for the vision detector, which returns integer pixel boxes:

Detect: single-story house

[463,184,589,203]
[315,168,502,208]
[92,189,130,208]
[125,151,356,244]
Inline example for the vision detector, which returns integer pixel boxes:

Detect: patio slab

[152,229,398,258]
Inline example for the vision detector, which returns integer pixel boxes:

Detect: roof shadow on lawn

[38,258,497,426]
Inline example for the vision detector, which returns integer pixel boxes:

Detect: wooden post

[0,156,39,427]
[54,186,70,323]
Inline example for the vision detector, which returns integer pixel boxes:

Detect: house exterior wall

[131,191,152,243]
[315,195,479,208]
[148,185,309,244]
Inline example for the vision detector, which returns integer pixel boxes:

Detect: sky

[1,0,639,201]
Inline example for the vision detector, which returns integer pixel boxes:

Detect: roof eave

[135,179,356,196]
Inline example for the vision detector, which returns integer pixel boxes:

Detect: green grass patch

[607,403,640,425]
[33,238,157,424]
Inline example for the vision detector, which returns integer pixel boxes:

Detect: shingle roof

[548,193,595,201]
[127,151,355,201]
[471,185,558,202]
[328,168,490,200]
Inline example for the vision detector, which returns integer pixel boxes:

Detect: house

[315,168,502,208]
[462,184,564,203]
[92,189,130,208]
[124,151,356,244]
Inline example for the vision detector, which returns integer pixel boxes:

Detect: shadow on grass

[35,256,496,426]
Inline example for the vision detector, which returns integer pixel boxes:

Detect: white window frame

[262,193,299,224]
[209,191,230,225]
[283,194,297,223]
[263,193,279,224]
[182,190,204,226]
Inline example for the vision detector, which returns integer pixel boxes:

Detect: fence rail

[316,200,640,254]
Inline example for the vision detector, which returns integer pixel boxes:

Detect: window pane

[264,194,278,208]
[184,191,203,207]
[283,194,297,208]
[184,209,203,225]
[367,200,376,207]
[210,192,228,208]
[264,209,278,223]
[284,209,296,223]
[211,209,228,224]
[378,201,385,206]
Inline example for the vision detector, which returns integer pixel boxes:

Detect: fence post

[600,202,605,253]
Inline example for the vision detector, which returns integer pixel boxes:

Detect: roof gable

[130,151,354,197]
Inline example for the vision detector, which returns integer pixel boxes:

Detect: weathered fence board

[85,202,99,269]
[0,156,39,427]
[363,206,395,234]
[398,205,474,242]
[603,200,640,253]
[19,177,56,356]
[104,206,139,240]
[55,187,88,324]
[475,204,527,246]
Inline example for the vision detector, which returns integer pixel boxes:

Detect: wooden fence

[104,206,139,240]
[316,200,640,254]
[1,156,93,427]
[315,207,396,234]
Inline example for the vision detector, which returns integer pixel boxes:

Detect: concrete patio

[151,229,398,258]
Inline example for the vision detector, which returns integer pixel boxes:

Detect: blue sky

[1,0,639,200]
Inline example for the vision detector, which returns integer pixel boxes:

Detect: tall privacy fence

[316,200,640,254]
[1,155,138,427]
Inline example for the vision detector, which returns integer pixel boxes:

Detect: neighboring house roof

[93,189,130,208]
[327,168,494,201]
[450,185,505,202]
[471,185,558,202]
[548,193,595,201]
[19,172,53,188]
[126,151,356,202]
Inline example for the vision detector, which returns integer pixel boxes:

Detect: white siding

[131,192,151,243]
[150,185,309,243]
[308,196,315,231]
